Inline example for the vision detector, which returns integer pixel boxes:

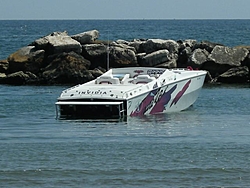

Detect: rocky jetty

[0,30,249,85]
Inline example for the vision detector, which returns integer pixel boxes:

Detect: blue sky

[0,0,249,20]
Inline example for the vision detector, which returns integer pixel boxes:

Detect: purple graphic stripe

[130,88,159,116]
[170,80,191,107]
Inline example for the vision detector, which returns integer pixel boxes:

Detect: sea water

[0,85,250,187]
[1,19,250,60]
[0,20,250,187]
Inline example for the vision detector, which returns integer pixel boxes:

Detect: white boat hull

[55,67,206,119]
[127,75,205,116]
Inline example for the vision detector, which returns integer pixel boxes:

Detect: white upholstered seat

[133,75,156,84]
[96,75,120,84]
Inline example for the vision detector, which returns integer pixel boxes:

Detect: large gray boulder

[82,43,107,57]
[202,45,249,77]
[71,30,99,44]
[109,45,138,68]
[241,48,250,70]
[82,44,107,68]
[140,39,179,54]
[31,31,67,49]
[0,71,38,85]
[208,45,248,66]
[42,51,92,84]
[139,49,171,67]
[83,42,138,69]
[216,66,249,83]
[128,39,147,53]
[31,31,82,54]
[188,48,210,69]
[7,46,45,74]
[112,41,136,53]
[156,53,178,68]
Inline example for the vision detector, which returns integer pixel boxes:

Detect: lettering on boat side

[147,69,165,75]
[81,90,107,95]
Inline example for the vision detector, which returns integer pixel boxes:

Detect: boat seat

[96,75,120,84]
[133,75,156,84]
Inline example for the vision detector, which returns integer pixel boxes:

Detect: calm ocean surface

[0,20,250,187]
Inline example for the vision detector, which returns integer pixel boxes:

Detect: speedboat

[55,67,207,119]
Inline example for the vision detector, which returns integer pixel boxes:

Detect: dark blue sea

[0,20,250,187]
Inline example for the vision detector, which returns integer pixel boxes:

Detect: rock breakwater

[0,30,249,85]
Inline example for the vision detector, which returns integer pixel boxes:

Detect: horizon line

[0,18,250,21]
